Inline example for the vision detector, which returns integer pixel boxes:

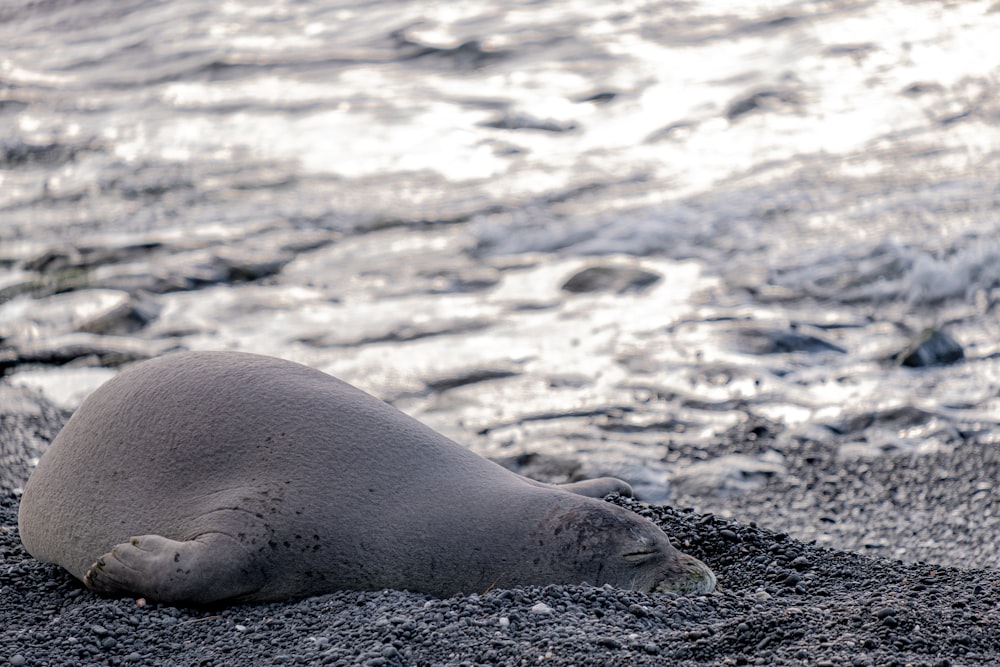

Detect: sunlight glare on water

[67,0,998,218]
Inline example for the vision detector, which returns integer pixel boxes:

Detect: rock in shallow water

[0,289,136,342]
[0,290,167,373]
[0,334,178,376]
[897,328,964,367]
[560,264,662,294]
[732,323,846,355]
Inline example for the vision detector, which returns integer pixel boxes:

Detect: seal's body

[18,352,715,605]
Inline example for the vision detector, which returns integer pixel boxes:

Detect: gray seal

[18,351,715,605]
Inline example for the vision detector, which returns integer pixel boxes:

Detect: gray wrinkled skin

[18,351,715,605]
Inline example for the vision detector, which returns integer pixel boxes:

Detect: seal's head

[530,500,716,595]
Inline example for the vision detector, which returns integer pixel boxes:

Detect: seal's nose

[655,554,717,595]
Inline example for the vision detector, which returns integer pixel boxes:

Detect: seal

[18,351,715,605]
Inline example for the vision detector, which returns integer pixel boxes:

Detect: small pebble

[530,602,553,615]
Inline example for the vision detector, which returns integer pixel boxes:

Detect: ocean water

[4,0,996,232]
[2,1,999,517]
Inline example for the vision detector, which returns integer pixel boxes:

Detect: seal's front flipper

[556,477,634,498]
[84,533,265,605]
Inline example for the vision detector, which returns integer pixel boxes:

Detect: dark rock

[901,81,945,96]
[425,367,519,392]
[149,247,292,290]
[576,91,618,105]
[0,333,179,374]
[561,265,662,294]
[391,27,510,69]
[897,329,964,367]
[0,137,99,167]
[645,120,698,143]
[825,404,937,435]
[0,289,144,343]
[824,43,877,58]
[480,113,577,133]
[422,266,501,293]
[726,88,802,120]
[24,240,165,274]
[733,324,846,355]
[22,247,86,273]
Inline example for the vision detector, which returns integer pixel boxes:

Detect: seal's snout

[655,553,717,595]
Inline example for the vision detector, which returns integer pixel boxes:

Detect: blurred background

[2,0,999,565]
